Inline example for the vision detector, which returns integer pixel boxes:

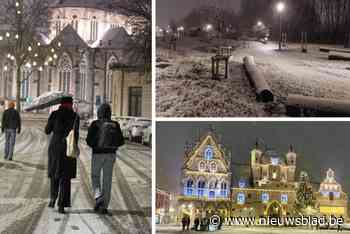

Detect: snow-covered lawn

[156,37,350,117]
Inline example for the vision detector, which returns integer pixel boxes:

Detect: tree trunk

[16,66,21,112]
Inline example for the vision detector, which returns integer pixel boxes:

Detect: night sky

[156,0,241,28]
[156,122,350,196]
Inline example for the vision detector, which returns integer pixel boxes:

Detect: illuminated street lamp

[205,24,213,32]
[257,21,263,27]
[276,2,285,50]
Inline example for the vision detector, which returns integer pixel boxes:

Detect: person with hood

[45,96,80,214]
[86,103,124,214]
[1,101,21,161]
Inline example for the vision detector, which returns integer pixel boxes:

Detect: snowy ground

[156,224,350,234]
[0,117,151,234]
[156,37,350,117]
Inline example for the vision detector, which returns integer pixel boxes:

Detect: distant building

[156,189,172,224]
[0,0,151,118]
[316,169,348,218]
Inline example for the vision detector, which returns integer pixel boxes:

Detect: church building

[0,0,151,118]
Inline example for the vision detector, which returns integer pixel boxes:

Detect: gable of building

[183,133,230,174]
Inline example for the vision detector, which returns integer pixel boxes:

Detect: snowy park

[156,0,350,117]
[156,37,350,117]
[0,117,151,234]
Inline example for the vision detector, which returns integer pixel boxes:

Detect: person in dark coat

[1,101,21,161]
[86,103,124,214]
[194,217,200,231]
[45,96,80,214]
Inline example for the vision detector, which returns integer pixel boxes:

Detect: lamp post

[276,2,285,50]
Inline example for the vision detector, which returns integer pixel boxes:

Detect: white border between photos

[151,0,156,232]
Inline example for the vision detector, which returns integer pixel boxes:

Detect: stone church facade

[0,0,151,118]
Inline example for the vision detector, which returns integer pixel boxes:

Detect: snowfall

[156,37,350,117]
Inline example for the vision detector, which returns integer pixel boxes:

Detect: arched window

[56,16,61,36]
[184,179,194,196]
[210,162,217,172]
[72,15,79,32]
[106,56,117,103]
[237,192,245,204]
[58,54,72,94]
[220,182,227,197]
[90,16,98,41]
[204,146,213,160]
[208,180,217,199]
[21,67,31,98]
[198,161,206,172]
[79,57,87,100]
[197,180,206,197]
[3,65,13,98]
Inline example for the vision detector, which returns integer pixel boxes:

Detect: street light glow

[6,32,10,37]
[4,66,8,71]
[0,36,3,40]
[257,21,263,27]
[277,2,285,13]
[28,46,32,52]
[205,24,213,31]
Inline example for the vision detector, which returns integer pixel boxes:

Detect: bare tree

[111,0,151,78]
[0,0,51,112]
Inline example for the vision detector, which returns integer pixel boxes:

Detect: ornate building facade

[177,131,232,219]
[0,0,151,118]
[231,144,297,218]
[176,131,348,221]
[316,169,348,218]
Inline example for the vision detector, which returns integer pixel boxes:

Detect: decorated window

[204,146,213,160]
[197,180,206,197]
[220,182,228,197]
[58,54,72,94]
[271,157,279,165]
[198,161,206,171]
[261,192,269,203]
[238,179,246,188]
[184,179,194,196]
[210,162,217,172]
[237,192,245,204]
[281,194,288,204]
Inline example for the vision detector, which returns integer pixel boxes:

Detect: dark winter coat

[1,108,21,133]
[86,104,124,154]
[45,106,80,179]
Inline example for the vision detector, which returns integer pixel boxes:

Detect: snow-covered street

[0,118,151,234]
[156,224,350,234]
[156,37,350,117]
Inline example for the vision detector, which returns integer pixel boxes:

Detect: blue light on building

[204,146,213,160]
[238,179,247,188]
[261,192,269,203]
[237,192,245,204]
[271,157,279,166]
[281,194,288,204]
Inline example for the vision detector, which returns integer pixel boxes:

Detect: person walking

[1,101,21,161]
[86,103,124,214]
[181,216,187,231]
[45,97,80,214]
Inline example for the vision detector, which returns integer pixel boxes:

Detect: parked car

[128,118,151,142]
[142,125,152,146]
[112,116,134,138]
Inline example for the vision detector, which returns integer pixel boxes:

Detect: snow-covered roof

[93,27,131,49]
[50,25,88,48]
[51,0,113,10]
